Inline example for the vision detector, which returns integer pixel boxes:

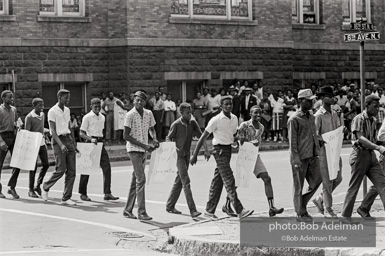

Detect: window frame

[39,0,85,17]
[0,0,9,15]
[342,0,371,24]
[171,0,252,21]
[292,0,320,25]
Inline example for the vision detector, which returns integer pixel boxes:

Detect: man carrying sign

[191,95,254,220]
[226,106,284,217]
[123,91,158,221]
[342,95,385,222]
[0,90,20,199]
[78,98,119,202]
[313,86,343,218]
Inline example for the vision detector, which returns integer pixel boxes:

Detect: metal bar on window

[83,82,87,112]
[189,0,193,19]
[299,0,303,23]
[227,0,231,20]
[182,81,187,103]
[4,0,8,15]
[315,0,319,24]
[248,0,252,21]
[366,0,371,23]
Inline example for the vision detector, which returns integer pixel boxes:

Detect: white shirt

[245,94,250,110]
[47,103,71,136]
[80,110,105,137]
[270,97,285,113]
[208,95,220,111]
[164,100,176,112]
[205,111,238,145]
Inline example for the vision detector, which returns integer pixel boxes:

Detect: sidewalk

[167,199,385,256]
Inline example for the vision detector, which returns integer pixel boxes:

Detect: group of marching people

[0,84,384,223]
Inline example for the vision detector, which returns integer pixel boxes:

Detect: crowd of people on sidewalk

[0,80,385,223]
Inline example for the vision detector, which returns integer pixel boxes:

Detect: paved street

[0,146,370,255]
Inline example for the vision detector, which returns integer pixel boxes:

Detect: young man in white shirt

[191,95,254,220]
[78,98,119,202]
[42,89,78,206]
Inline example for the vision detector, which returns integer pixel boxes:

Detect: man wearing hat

[341,95,385,222]
[42,89,78,206]
[122,90,159,221]
[229,85,241,119]
[241,87,259,121]
[312,86,343,218]
[191,95,254,220]
[288,89,322,222]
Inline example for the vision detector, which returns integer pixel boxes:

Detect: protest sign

[76,143,103,175]
[147,142,177,185]
[235,142,259,188]
[10,130,43,170]
[322,126,344,180]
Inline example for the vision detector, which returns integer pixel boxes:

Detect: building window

[0,0,9,15]
[40,0,85,16]
[171,0,252,21]
[292,0,320,24]
[42,82,87,115]
[342,0,371,24]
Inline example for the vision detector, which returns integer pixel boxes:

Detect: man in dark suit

[229,86,241,119]
[241,87,259,121]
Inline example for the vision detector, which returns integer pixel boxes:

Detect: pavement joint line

[12,186,206,210]
[0,208,156,240]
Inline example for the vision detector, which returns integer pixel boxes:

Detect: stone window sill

[37,15,91,23]
[0,15,16,22]
[292,23,326,30]
[169,16,257,26]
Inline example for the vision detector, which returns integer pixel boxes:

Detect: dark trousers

[291,156,322,216]
[78,145,112,195]
[153,110,163,140]
[43,135,76,201]
[124,152,147,215]
[166,154,197,213]
[342,150,385,217]
[206,145,243,214]
[105,111,114,140]
[360,160,385,211]
[0,132,20,190]
[28,145,50,190]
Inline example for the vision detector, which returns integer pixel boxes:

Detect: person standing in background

[192,92,206,131]
[163,93,176,138]
[114,93,129,143]
[150,92,164,141]
[229,86,241,120]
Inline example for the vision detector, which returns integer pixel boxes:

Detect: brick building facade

[0,0,384,115]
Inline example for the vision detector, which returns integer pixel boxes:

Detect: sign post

[344,17,380,196]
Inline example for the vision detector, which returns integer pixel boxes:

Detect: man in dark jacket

[241,87,259,121]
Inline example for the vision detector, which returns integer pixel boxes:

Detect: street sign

[350,23,375,31]
[344,32,380,42]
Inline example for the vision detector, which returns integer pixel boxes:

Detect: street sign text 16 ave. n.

[344,32,380,42]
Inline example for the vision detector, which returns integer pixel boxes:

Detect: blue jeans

[124,151,147,215]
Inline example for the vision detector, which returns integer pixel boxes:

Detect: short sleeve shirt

[124,107,156,152]
[238,120,264,143]
[205,111,238,145]
[0,104,16,133]
[47,103,71,136]
[351,110,377,149]
[314,107,342,135]
[80,111,105,137]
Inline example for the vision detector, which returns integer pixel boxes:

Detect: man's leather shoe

[138,213,152,221]
[166,208,182,214]
[238,209,254,219]
[8,188,19,199]
[222,205,237,217]
[34,186,42,196]
[123,210,137,219]
[104,194,119,201]
[341,217,360,224]
[0,192,5,198]
[357,207,374,220]
[312,197,324,214]
[80,194,91,201]
[191,211,202,218]
[269,207,284,217]
[28,190,38,198]
[296,214,312,222]
[204,212,218,220]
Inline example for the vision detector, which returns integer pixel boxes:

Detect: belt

[1,131,15,134]
[214,144,232,147]
[58,134,71,137]
[91,136,104,142]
